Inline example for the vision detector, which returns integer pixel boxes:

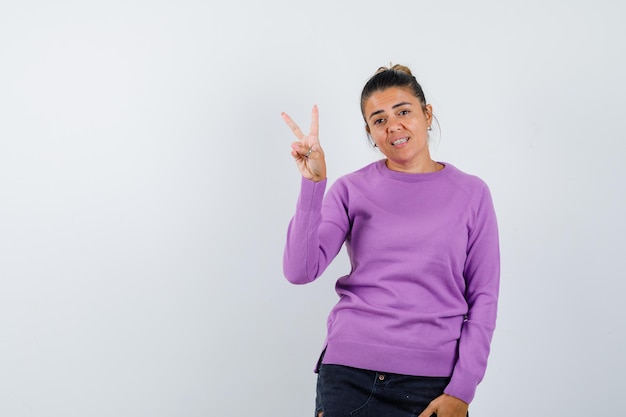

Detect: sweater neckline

[375,159,451,182]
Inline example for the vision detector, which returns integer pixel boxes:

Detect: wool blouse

[283,160,500,404]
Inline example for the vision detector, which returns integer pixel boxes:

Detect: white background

[1,1,624,416]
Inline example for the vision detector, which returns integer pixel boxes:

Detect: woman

[282,65,500,417]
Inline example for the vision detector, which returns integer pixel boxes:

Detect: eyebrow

[368,102,412,121]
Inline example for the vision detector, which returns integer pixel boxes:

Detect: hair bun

[391,64,413,76]
[375,64,413,76]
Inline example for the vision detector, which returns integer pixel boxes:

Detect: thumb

[291,142,309,157]
[417,403,436,417]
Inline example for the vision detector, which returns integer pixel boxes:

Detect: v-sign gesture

[282,105,327,182]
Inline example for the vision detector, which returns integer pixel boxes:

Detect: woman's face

[363,87,433,172]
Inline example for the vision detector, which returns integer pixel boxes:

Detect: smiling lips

[391,137,409,146]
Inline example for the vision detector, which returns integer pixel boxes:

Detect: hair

[360,64,428,122]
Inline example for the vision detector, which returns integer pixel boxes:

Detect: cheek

[370,131,386,145]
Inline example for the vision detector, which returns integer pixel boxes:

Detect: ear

[365,124,371,134]
[424,104,433,124]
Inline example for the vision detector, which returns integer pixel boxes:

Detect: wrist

[305,175,326,183]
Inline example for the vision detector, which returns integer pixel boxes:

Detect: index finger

[281,112,305,140]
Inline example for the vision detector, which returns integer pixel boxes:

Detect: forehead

[364,87,420,112]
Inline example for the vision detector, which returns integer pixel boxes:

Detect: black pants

[315,363,464,417]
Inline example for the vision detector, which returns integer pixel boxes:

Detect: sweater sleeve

[283,177,349,284]
[444,183,500,404]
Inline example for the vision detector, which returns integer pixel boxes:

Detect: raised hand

[281,105,327,182]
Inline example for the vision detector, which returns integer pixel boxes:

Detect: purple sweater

[283,160,499,404]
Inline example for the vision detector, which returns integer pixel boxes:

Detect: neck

[385,158,440,174]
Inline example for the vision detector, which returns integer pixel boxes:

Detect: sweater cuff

[297,177,327,212]
[443,373,479,404]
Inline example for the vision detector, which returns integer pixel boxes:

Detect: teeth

[392,138,408,145]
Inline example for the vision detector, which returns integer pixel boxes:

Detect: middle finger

[310,105,319,138]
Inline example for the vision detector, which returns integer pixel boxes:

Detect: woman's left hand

[417,394,468,417]
[281,105,327,182]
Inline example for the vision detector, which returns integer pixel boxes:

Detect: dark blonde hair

[360,64,428,121]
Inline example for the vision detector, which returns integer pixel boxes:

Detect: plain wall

[1,0,624,415]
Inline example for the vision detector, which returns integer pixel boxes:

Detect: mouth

[391,137,409,146]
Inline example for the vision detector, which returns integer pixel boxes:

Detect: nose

[387,115,401,131]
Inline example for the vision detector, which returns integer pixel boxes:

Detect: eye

[373,118,385,125]
[399,109,410,116]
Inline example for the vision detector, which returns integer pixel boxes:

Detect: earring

[427,126,432,131]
